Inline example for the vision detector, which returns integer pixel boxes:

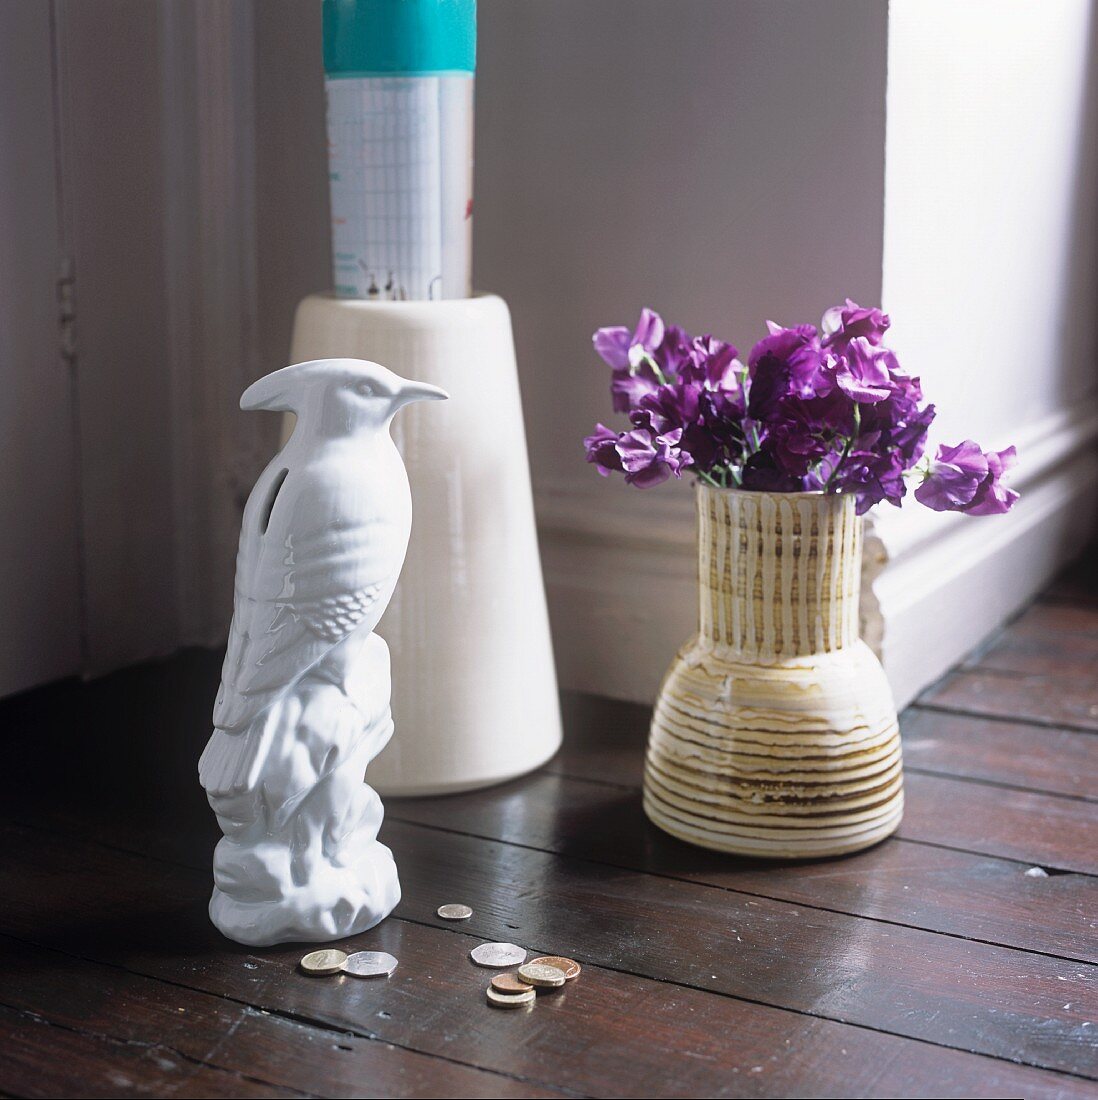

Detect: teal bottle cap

[323,0,476,76]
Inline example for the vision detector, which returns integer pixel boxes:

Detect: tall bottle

[323,0,475,301]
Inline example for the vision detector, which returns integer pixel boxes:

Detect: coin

[487,986,535,1009]
[470,942,527,968]
[299,948,347,976]
[342,950,398,978]
[490,973,531,995]
[437,903,473,921]
[527,955,581,981]
[517,962,567,988]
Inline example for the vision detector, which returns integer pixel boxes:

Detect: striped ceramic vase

[644,484,903,858]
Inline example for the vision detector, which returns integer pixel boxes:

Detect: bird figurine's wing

[200,464,407,797]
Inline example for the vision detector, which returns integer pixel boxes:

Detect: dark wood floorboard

[0,938,555,1099]
[0,825,1089,1100]
[962,603,1098,680]
[921,580,1098,728]
[920,668,1098,731]
[1,545,1096,1097]
[389,776,1098,962]
[9,810,1098,1077]
[899,708,1097,799]
[0,1002,308,1099]
[899,771,1097,872]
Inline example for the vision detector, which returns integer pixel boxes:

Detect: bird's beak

[240,371,292,413]
[395,379,449,406]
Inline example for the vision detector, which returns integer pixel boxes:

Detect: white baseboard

[536,398,1098,709]
[864,399,1098,706]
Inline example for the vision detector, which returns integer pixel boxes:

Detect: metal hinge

[57,256,77,364]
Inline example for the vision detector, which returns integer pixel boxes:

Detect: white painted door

[0,2,84,695]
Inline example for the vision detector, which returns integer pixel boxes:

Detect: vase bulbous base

[643,486,903,860]
[644,636,903,859]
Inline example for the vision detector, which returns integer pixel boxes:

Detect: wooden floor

[1,555,1096,1098]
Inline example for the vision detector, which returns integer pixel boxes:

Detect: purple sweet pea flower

[592,327,632,372]
[594,308,667,412]
[914,441,1018,514]
[967,445,1019,515]
[913,439,988,510]
[884,400,936,468]
[593,308,664,371]
[631,337,747,478]
[679,335,742,390]
[635,382,712,473]
[636,382,700,434]
[747,323,832,420]
[583,416,691,487]
[748,322,820,372]
[834,445,908,513]
[651,324,696,378]
[834,338,894,404]
[767,421,831,477]
[610,368,663,415]
[583,423,625,477]
[617,425,690,487]
[740,449,806,493]
[585,301,1017,516]
[821,299,891,350]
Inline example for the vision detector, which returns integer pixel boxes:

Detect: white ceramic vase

[644,485,904,858]
[288,294,562,796]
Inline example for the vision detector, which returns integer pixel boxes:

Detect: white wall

[476,0,1098,704]
[864,0,1098,706]
[883,0,1098,445]
[473,0,891,700]
[475,0,890,504]
[4,0,1094,705]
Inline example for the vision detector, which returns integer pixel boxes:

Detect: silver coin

[437,903,473,921]
[470,942,527,968]
[299,948,348,976]
[487,985,535,1009]
[342,950,398,978]
[517,962,567,988]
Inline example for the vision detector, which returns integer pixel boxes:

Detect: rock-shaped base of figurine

[203,633,401,947]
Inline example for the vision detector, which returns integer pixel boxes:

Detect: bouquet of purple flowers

[584,301,1018,516]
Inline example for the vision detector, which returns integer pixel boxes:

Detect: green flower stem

[636,350,670,387]
[905,456,933,484]
[825,404,861,492]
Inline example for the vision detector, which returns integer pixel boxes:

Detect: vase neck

[696,487,862,660]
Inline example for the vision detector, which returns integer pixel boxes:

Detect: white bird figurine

[199,357,446,946]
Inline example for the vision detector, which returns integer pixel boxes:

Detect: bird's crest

[240,358,446,415]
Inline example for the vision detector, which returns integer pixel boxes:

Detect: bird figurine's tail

[198,718,276,798]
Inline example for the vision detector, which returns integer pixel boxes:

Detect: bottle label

[326,75,473,301]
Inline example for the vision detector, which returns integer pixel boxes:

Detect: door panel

[0,2,83,695]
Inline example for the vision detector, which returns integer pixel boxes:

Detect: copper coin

[528,955,581,981]
[490,972,531,995]
[487,986,535,1009]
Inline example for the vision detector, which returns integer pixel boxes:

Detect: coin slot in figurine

[199,358,447,947]
[260,468,289,535]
